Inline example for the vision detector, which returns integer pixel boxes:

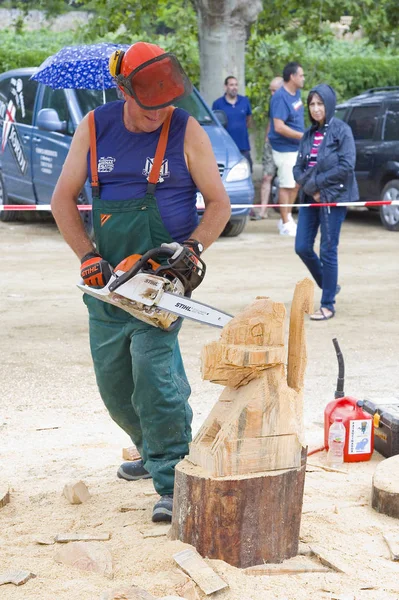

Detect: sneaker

[277,218,284,232]
[152,494,173,523]
[117,459,152,481]
[288,213,296,224]
[279,220,297,237]
[250,213,262,221]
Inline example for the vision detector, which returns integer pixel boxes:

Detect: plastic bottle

[327,417,346,467]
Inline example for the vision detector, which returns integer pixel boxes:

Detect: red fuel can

[324,397,374,462]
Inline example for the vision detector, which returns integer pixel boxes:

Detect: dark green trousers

[84,194,192,495]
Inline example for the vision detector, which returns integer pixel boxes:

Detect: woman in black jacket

[293,84,358,320]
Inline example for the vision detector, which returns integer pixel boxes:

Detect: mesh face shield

[116,53,192,110]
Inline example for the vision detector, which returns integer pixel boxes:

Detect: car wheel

[221,216,248,237]
[380,180,399,231]
[0,172,17,222]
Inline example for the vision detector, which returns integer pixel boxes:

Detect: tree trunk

[171,452,307,568]
[193,0,263,104]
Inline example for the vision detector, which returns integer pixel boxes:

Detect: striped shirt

[308,131,324,168]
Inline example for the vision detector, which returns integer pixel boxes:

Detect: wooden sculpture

[171,278,314,568]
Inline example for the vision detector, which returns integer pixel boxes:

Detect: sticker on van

[1,98,27,174]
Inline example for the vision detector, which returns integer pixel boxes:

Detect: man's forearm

[51,195,94,261]
[189,202,231,251]
[274,121,303,140]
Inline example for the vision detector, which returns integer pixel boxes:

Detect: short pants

[271,149,298,188]
[262,140,276,177]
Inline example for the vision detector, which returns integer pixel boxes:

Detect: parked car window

[175,93,214,125]
[75,88,119,116]
[383,103,399,141]
[347,105,380,140]
[10,76,37,125]
[334,107,347,121]
[74,87,214,125]
[41,87,74,135]
[0,77,10,103]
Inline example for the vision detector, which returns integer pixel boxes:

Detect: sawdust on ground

[1,209,398,600]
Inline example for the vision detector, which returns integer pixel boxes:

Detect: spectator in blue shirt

[269,62,305,236]
[212,76,253,171]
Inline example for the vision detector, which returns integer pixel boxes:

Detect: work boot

[152,494,173,523]
[117,459,152,481]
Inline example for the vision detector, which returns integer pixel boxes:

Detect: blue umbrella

[31,42,130,102]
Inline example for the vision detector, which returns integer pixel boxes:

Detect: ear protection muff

[109,50,125,78]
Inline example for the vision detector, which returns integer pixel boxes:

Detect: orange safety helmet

[109,41,192,110]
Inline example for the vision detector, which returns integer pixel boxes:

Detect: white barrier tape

[0,200,398,211]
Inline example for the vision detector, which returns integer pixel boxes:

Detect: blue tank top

[87,101,198,242]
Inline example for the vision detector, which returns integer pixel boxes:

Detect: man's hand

[80,252,113,288]
[313,192,321,202]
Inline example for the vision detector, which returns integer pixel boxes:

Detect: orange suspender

[88,106,174,199]
[88,110,99,198]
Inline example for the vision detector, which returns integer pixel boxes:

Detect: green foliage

[254,0,399,48]
[71,0,199,83]
[0,30,77,73]
[247,33,399,123]
[246,32,399,158]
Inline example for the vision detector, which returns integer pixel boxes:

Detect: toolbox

[363,399,399,458]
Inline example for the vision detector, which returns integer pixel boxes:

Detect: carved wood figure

[171,278,314,568]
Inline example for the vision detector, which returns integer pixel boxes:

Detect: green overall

[84,109,192,496]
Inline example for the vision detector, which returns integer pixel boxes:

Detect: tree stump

[171,451,307,568]
[171,279,314,567]
[372,455,399,519]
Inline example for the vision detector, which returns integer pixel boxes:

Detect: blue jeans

[295,205,347,311]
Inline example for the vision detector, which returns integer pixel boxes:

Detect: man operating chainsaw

[51,42,231,523]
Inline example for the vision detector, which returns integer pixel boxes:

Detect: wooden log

[372,455,399,519]
[171,453,307,568]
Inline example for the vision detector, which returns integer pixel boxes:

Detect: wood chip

[101,584,156,600]
[54,541,113,578]
[119,504,146,512]
[122,446,141,461]
[55,532,111,543]
[35,537,55,545]
[63,481,91,504]
[383,532,399,561]
[0,488,10,509]
[173,548,228,595]
[141,526,170,538]
[142,490,157,496]
[245,555,330,576]
[310,544,349,574]
[0,570,36,586]
[307,462,348,474]
[297,542,314,556]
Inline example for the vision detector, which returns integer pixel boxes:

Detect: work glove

[80,252,113,288]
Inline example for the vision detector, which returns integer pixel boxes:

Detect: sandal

[310,307,335,321]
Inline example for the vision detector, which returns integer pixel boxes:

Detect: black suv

[336,87,399,231]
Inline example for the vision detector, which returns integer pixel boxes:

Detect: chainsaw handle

[108,247,175,292]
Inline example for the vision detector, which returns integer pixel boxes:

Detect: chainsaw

[77,246,233,331]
